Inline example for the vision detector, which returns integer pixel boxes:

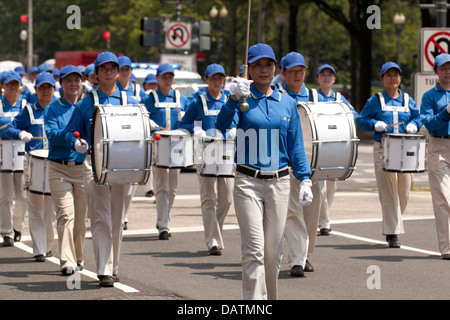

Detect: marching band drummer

[142,63,188,241]
[420,53,450,260]
[179,63,234,256]
[216,43,312,300]
[4,72,57,262]
[117,56,145,102]
[0,71,28,247]
[64,51,140,287]
[44,65,87,276]
[356,62,422,248]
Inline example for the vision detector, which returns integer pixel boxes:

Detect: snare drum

[199,138,235,177]
[382,133,427,172]
[152,129,194,168]
[91,104,152,185]
[297,102,359,180]
[27,149,51,195]
[0,139,26,172]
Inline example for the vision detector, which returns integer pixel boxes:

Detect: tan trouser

[373,142,411,235]
[0,172,27,237]
[284,172,324,269]
[198,174,233,250]
[318,180,336,229]
[233,171,290,300]
[48,161,87,269]
[427,137,450,255]
[84,155,129,276]
[153,166,179,233]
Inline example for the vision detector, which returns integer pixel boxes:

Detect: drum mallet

[386,121,404,128]
[152,133,161,142]
[239,0,252,112]
[73,131,85,145]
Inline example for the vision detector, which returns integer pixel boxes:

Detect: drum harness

[199,93,228,138]
[376,91,409,134]
[0,98,27,122]
[25,103,48,149]
[149,89,181,130]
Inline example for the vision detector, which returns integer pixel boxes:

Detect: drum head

[91,106,104,183]
[29,149,49,159]
[296,103,314,164]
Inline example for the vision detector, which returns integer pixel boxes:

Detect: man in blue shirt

[117,56,145,102]
[141,63,188,240]
[420,53,450,260]
[64,51,139,287]
[44,65,87,275]
[0,71,27,247]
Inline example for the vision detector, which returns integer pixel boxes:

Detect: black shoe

[442,254,450,260]
[386,235,401,248]
[61,267,75,276]
[98,275,114,287]
[123,222,128,230]
[77,263,84,271]
[14,229,21,242]
[112,274,120,282]
[159,231,170,240]
[290,265,304,277]
[34,254,46,262]
[46,250,52,257]
[320,228,331,236]
[145,190,154,197]
[2,236,14,247]
[304,260,314,272]
[209,246,222,256]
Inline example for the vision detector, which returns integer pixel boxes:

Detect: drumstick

[386,122,404,128]
[31,137,46,140]
[0,123,9,130]
[152,133,161,142]
[156,126,168,130]
[73,131,85,145]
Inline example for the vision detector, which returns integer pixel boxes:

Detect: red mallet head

[73,131,80,139]
[152,133,161,142]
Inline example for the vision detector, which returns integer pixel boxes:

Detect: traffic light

[103,31,111,49]
[20,15,27,29]
[140,17,163,48]
[191,20,211,52]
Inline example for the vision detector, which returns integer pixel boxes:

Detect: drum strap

[309,88,319,103]
[0,99,26,120]
[150,89,181,130]
[26,104,48,149]
[90,90,128,106]
[91,91,100,106]
[335,92,341,102]
[377,92,410,134]
[199,94,222,116]
[134,83,141,102]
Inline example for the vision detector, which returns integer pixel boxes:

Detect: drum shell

[382,133,427,173]
[153,130,194,168]
[297,102,359,181]
[0,139,26,172]
[26,149,51,195]
[199,139,235,177]
[91,105,152,185]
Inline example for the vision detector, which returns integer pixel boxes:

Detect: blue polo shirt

[4,103,47,152]
[44,98,85,163]
[179,89,231,137]
[215,84,311,181]
[64,88,139,154]
[356,89,422,142]
[420,83,450,137]
[282,83,312,103]
[142,88,187,130]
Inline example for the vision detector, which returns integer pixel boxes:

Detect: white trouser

[153,166,179,233]
[84,155,128,276]
[48,161,87,269]
[0,171,27,237]
[123,185,137,224]
[284,172,324,269]
[373,142,411,235]
[233,171,290,300]
[198,174,233,250]
[318,180,337,229]
[427,137,450,255]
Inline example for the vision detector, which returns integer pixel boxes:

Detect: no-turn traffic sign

[165,22,191,50]
[420,28,450,72]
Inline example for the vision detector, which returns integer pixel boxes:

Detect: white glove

[150,119,159,131]
[74,139,88,154]
[229,77,253,99]
[178,111,185,122]
[193,126,206,139]
[227,127,237,140]
[406,123,418,134]
[374,121,388,132]
[19,131,33,143]
[299,179,313,206]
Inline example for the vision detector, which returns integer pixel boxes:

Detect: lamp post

[275,12,285,62]
[393,13,405,67]
[209,5,228,64]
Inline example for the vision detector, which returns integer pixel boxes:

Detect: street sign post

[165,22,192,50]
[411,72,439,110]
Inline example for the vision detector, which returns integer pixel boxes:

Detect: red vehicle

[54,51,101,69]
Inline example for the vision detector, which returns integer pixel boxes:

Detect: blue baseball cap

[29,66,38,74]
[156,63,174,76]
[38,63,53,73]
[118,56,132,69]
[52,68,60,77]
[130,74,137,82]
[35,71,55,87]
[279,56,286,68]
[380,62,402,77]
[14,66,26,76]
[77,65,86,74]
[434,53,450,68]
[3,71,22,84]
[283,52,307,69]
[85,64,95,76]
[60,65,82,80]
[248,43,277,64]
[94,51,119,69]
[239,64,245,75]
[317,64,336,76]
[205,63,226,77]
[144,73,157,83]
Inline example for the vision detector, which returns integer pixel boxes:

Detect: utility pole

[27,0,33,70]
